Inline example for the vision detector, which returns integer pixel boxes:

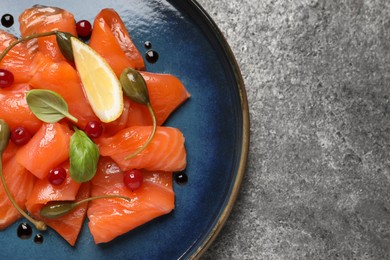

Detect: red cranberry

[48,167,67,186]
[123,169,143,191]
[76,20,92,38]
[84,121,103,138]
[10,127,31,145]
[0,69,14,88]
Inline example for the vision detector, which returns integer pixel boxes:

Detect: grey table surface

[197,0,390,259]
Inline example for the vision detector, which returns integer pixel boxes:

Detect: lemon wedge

[71,37,123,123]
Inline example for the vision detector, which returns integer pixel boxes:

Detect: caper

[119,68,157,160]
[120,68,150,104]
[40,195,131,219]
[56,31,75,62]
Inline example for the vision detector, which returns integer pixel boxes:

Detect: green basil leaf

[69,128,99,183]
[26,89,78,123]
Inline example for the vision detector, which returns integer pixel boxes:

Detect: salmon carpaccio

[0,156,35,229]
[25,161,89,246]
[97,126,187,172]
[0,5,190,247]
[0,83,42,135]
[126,72,191,127]
[89,8,145,73]
[16,123,73,179]
[19,5,77,61]
[88,157,174,244]
[0,30,36,83]
[28,52,99,129]
[103,72,190,136]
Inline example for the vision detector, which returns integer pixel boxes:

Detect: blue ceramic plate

[0,1,248,259]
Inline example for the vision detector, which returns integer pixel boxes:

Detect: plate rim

[183,1,250,259]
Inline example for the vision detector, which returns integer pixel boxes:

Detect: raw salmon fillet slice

[25,161,81,214]
[2,142,17,164]
[0,30,36,83]
[19,5,77,61]
[103,72,190,136]
[88,157,174,243]
[126,72,191,127]
[15,123,73,179]
[42,182,90,246]
[97,126,187,172]
[29,52,99,128]
[25,162,89,246]
[0,156,35,229]
[0,83,42,135]
[89,8,145,75]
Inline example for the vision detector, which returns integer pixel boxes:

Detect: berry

[123,169,143,191]
[10,127,31,145]
[0,69,14,88]
[84,121,103,138]
[76,20,92,38]
[48,167,67,186]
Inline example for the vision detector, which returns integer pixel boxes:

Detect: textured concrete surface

[197,0,390,259]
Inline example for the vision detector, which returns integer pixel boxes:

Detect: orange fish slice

[0,30,36,83]
[126,72,191,127]
[88,157,174,243]
[16,123,72,179]
[97,126,187,172]
[89,8,145,75]
[25,161,89,246]
[0,156,35,229]
[0,83,42,135]
[29,52,99,128]
[19,5,77,61]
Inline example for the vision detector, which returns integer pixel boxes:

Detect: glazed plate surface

[0,1,248,259]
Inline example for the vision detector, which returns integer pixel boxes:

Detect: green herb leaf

[69,128,99,183]
[26,89,78,123]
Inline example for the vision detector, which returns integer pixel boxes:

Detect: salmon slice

[2,142,17,164]
[15,123,73,179]
[0,83,42,135]
[29,52,99,128]
[0,156,35,229]
[25,161,81,214]
[126,72,191,127]
[97,126,186,172]
[19,5,77,61]
[0,30,36,83]
[89,8,145,76]
[43,182,90,246]
[103,71,190,136]
[25,161,89,246]
[88,157,174,243]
